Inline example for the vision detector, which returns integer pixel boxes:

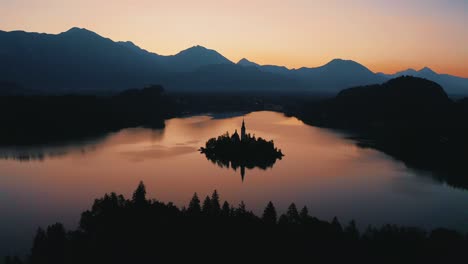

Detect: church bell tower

[241,119,246,141]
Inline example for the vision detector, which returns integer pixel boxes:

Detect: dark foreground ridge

[6,182,467,264]
[294,76,468,189]
[200,120,283,180]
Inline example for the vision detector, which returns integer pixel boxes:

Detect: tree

[236,201,247,216]
[262,201,277,224]
[211,190,221,215]
[332,217,343,233]
[46,223,67,264]
[30,224,67,264]
[202,196,212,215]
[187,193,201,215]
[221,201,230,217]
[30,228,47,264]
[132,181,147,206]
[300,206,309,222]
[278,214,289,225]
[345,220,359,240]
[287,203,300,224]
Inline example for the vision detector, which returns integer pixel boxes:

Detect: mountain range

[377,68,468,96]
[0,27,467,95]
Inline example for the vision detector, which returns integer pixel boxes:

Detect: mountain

[237,58,259,67]
[0,27,165,93]
[237,58,291,75]
[380,67,468,96]
[235,57,388,93]
[161,45,233,72]
[162,63,298,92]
[1,27,466,95]
[335,76,451,111]
[238,57,468,95]
[0,27,301,93]
[289,59,387,93]
[0,28,234,93]
[297,75,457,137]
[295,76,468,185]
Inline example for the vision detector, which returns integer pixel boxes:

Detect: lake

[1,111,468,256]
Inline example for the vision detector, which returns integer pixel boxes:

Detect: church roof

[232,129,240,140]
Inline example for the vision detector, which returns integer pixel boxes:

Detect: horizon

[1,0,467,77]
[2,26,466,78]
[4,2,468,260]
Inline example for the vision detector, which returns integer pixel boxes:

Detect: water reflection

[199,119,284,181]
[1,111,468,257]
[0,128,165,161]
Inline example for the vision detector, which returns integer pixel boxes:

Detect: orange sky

[1,0,467,77]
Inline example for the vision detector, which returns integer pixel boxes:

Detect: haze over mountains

[0,27,467,95]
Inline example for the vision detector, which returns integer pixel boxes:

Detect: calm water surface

[1,111,468,256]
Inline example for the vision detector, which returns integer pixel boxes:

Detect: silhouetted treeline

[292,76,468,189]
[6,182,467,264]
[0,85,178,145]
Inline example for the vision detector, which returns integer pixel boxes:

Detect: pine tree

[236,201,247,216]
[211,190,221,215]
[332,217,343,233]
[132,181,147,206]
[262,201,277,224]
[221,201,230,217]
[345,220,359,240]
[187,193,201,216]
[300,206,309,222]
[202,196,212,215]
[30,228,47,264]
[278,214,289,225]
[287,203,300,224]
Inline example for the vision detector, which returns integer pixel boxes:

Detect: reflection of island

[200,119,284,181]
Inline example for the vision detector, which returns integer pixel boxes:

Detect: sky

[1,0,467,77]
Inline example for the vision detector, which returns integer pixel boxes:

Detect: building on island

[231,129,240,142]
[241,119,246,141]
[232,119,247,142]
[200,118,283,182]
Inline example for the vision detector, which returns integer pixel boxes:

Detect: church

[231,119,247,142]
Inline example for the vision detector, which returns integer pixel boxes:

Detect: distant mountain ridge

[0,27,467,95]
[378,68,468,96]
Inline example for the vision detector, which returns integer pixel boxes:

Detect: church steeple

[241,119,246,141]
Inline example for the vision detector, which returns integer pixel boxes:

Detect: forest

[5,182,467,264]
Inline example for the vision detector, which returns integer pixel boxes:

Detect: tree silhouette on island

[199,119,284,181]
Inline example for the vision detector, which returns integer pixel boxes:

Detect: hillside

[294,76,468,188]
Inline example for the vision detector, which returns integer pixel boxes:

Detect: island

[199,119,284,181]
